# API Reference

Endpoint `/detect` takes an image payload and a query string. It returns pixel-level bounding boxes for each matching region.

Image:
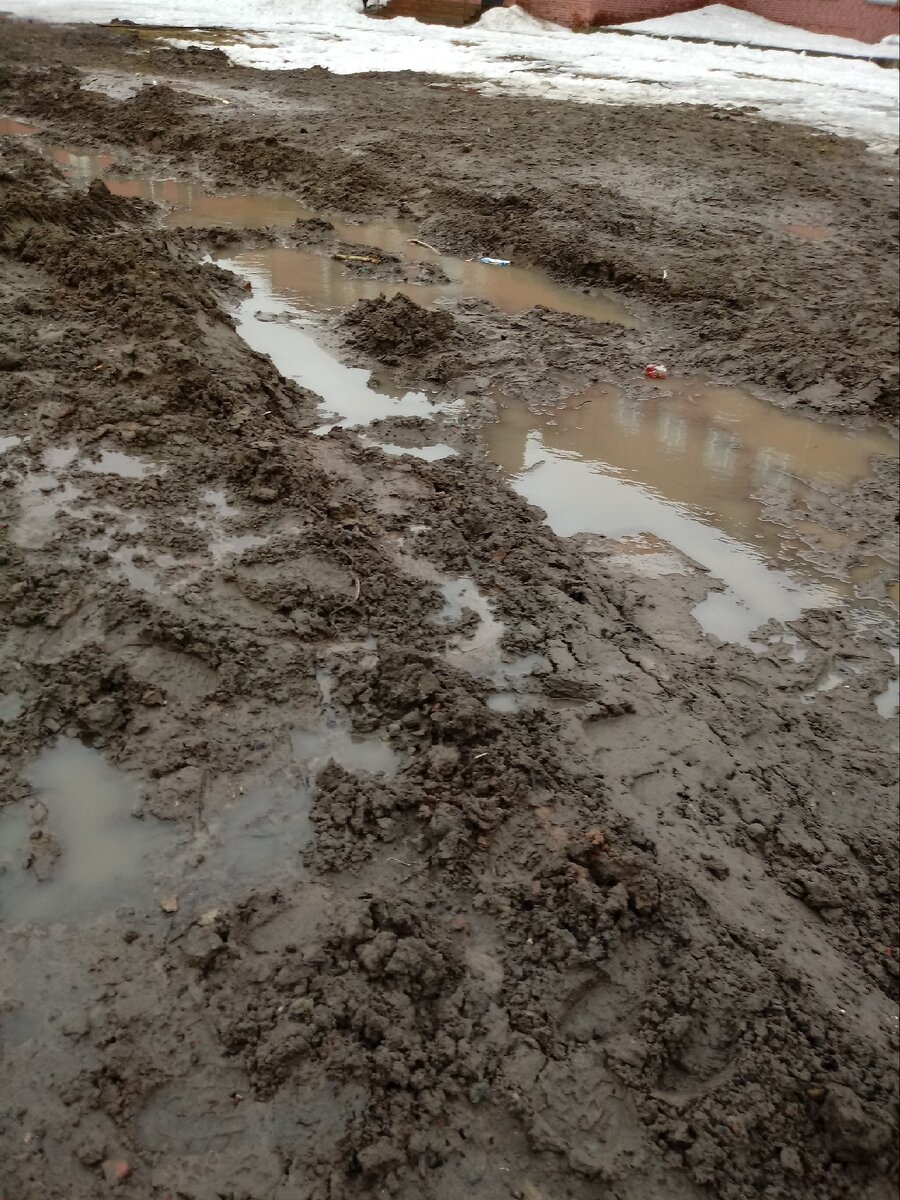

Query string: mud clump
[343,293,457,362]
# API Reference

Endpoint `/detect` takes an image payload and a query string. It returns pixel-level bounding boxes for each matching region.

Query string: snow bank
[3,0,898,146]
[612,4,900,59]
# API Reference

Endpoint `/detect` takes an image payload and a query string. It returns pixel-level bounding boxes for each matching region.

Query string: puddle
[483,383,898,645]
[202,784,313,886]
[0,118,41,136]
[876,648,900,719]
[399,560,541,681]
[0,740,174,925]
[110,544,179,593]
[486,691,526,713]
[209,533,270,561]
[11,471,82,550]
[203,488,241,519]
[291,727,398,782]
[40,140,636,328]
[226,243,636,327]
[434,575,504,655]
[359,438,457,462]
[781,223,835,241]
[218,263,449,430]
[82,449,162,478]
[0,692,25,723]
[0,435,23,454]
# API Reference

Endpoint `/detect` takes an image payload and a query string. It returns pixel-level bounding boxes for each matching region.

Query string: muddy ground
[0,16,898,1200]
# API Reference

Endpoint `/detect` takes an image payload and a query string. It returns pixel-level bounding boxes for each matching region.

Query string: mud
[1,17,899,417]
[0,16,898,1200]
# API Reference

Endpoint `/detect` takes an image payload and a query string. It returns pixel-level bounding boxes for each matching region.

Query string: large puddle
[0,131,635,328]
[483,385,898,644]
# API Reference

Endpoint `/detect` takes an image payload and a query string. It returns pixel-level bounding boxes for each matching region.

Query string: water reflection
[484,383,898,643]
[41,142,636,327]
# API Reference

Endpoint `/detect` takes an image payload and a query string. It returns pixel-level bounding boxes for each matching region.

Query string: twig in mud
[409,237,441,255]
[571,398,593,410]
[327,573,362,627]
[386,856,422,869]
[333,252,383,266]
[521,459,546,474]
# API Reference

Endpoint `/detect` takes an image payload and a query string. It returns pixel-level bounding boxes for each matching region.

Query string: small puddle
[202,784,313,886]
[483,383,898,644]
[0,740,174,924]
[218,262,450,429]
[781,223,835,241]
[876,648,900,719]
[82,449,162,478]
[291,727,398,782]
[109,544,180,593]
[291,668,399,785]
[0,118,41,136]
[12,470,81,550]
[0,692,26,723]
[434,575,504,655]
[360,438,457,462]
[210,533,270,561]
[400,557,542,681]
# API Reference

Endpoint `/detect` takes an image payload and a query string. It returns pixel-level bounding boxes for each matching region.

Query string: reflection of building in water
[484,380,896,578]
[703,427,740,477]
[657,405,689,455]
[613,393,645,436]
[753,447,794,490]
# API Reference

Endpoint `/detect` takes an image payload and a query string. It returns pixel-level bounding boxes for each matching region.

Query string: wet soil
[0,16,898,419]
[0,16,898,1200]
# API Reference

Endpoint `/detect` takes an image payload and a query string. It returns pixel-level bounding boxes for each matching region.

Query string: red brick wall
[507,0,899,44]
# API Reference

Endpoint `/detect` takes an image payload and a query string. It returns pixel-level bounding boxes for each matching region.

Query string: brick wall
[506,0,899,43]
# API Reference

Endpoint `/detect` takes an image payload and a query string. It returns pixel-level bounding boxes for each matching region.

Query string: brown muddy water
[10,135,636,327]
[224,261,898,650]
[2,122,897,655]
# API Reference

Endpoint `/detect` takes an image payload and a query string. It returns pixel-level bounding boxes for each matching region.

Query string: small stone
[416,671,441,700]
[779,1146,803,1175]
[180,925,224,969]
[160,895,178,914]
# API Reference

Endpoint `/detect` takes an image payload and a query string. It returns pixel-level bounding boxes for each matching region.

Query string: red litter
[645,364,668,380]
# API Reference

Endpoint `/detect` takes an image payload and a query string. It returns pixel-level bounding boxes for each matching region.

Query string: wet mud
[0,16,898,1200]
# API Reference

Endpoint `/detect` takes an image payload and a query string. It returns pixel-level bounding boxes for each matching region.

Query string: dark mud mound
[343,292,458,360]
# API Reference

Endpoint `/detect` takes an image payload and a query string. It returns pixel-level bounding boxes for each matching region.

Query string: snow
[612,3,900,59]
[4,0,899,147]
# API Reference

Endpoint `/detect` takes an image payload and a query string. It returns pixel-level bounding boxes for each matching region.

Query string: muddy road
[1,16,898,1200]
